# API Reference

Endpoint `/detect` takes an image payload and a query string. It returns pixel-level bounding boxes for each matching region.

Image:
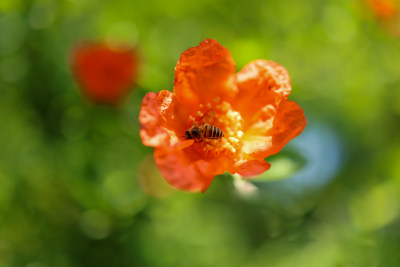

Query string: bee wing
[196,110,214,125]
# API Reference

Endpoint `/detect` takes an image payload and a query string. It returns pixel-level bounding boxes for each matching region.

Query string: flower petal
[232,159,271,177]
[174,39,236,107]
[139,90,183,147]
[241,100,306,159]
[266,100,307,156]
[234,60,291,130]
[154,147,225,192]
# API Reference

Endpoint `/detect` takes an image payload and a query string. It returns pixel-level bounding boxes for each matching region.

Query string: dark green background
[1,0,400,266]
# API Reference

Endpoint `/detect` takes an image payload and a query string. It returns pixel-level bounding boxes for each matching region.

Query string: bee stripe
[212,126,216,138]
[216,128,221,138]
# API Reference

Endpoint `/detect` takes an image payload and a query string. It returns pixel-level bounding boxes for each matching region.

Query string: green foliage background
[1,0,400,266]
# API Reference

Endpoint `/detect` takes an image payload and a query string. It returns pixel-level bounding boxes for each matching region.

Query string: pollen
[188,115,195,123]
[191,100,243,158]
[228,137,239,144]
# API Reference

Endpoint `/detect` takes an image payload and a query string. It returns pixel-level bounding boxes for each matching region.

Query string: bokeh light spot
[60,106,87,141]
[106,21,139,48]
[0,53,28,82]
[80,210,112,240]
[350,180,400,231]
[101,171,148,216]
[137,155,175,198]
[0,13,26,55]
[323,5,358,43]
[28,2,55,30]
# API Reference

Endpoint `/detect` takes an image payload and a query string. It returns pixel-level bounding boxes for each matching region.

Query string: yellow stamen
[190,100,243,158]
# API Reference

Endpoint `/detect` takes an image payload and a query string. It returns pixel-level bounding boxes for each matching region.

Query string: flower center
[187,98,243,158]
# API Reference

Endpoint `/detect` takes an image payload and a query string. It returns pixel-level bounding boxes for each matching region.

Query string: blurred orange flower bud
[367,0,397,18]
[366,0,400,36]
[139,39,306,193]
[71,42,139,105]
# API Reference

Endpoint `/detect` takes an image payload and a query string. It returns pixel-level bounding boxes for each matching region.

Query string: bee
[184,110,224,142]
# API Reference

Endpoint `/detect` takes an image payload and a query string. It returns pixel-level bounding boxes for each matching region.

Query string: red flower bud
[71,43,139,105]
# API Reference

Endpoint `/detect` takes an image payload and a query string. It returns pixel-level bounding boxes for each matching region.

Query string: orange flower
[367,0,398,18]
[139,39,306,192]
[365,0,400,36]
[71,42,139,105]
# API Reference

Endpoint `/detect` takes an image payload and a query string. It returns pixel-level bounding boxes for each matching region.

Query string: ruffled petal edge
[241,100,306,159]
[154,147,223,193]
[174,39,236,108]
[139,90,178,147]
